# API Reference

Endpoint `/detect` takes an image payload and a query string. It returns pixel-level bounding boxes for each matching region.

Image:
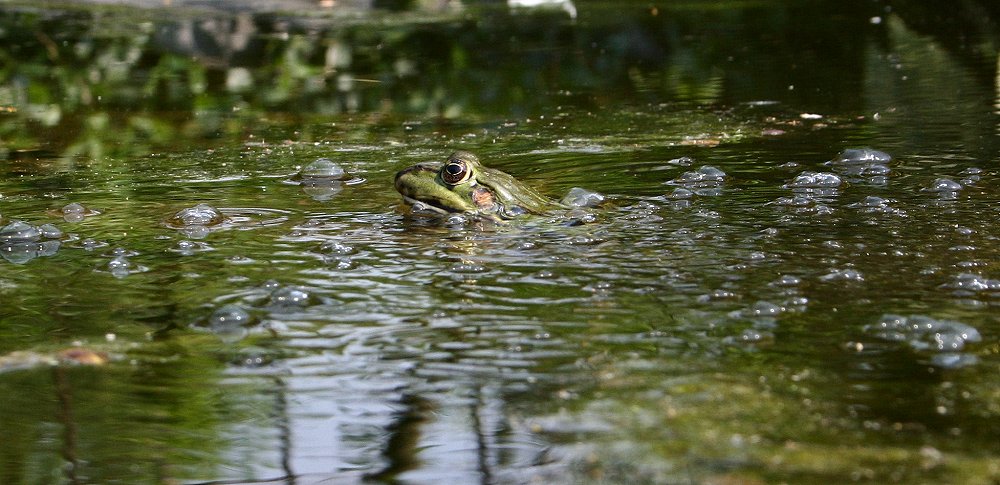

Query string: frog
[394,151,563,220]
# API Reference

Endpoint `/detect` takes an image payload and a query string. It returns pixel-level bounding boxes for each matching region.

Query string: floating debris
[0,347,109,373]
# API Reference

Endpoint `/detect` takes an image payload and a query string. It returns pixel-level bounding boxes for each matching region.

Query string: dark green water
[1,0,999,483]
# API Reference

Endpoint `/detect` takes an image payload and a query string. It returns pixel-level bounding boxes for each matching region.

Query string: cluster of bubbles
[198,281,330,346]
[941,273,1000,300]
[663,160,727,209]
[0,203,134,274]
[776,153,846,215]
[0,220,63,264]
[824,148,892,185]
[771,148,894,216]
[846,195,904,216]
[920,168,979,201]
[921,169,980,200]
[863,314,982,368]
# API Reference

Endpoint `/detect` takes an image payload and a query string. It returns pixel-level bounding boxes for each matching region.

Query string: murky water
[1,1,999,483]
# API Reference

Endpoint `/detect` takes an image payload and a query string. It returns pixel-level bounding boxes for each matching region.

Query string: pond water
[1,0,999,483]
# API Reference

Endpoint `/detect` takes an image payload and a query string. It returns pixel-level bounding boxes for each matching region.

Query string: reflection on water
[1,0,999,484]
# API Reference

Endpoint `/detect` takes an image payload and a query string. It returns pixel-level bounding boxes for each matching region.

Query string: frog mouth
[400,195,450,214]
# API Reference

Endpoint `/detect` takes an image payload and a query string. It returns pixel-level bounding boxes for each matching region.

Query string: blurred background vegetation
[3,0,995,165]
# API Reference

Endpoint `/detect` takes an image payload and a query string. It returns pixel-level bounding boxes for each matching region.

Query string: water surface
[1,0,999,483]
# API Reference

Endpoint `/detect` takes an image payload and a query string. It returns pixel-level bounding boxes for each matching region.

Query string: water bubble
[269,286,315,308]
[451,262,487,273]
[775,196,814,207]
[0,221,41,242]
[62,202,85,215]
[301,182,343,201]
[693,187,724,197]
[785,171,842,189]
[207,304,253,341]
[864,314,981,360]
[930,353,978,369]
[561,187,605,208]
[107,256,132,278]
[318,241,356,255]
[675,165,726,184]
[836,148,892,164]
[773,275,802,287]
[697,165,727,180]
[38,240,60,257]
[60,202,97,222]
[300,158,346,180]
[857,196,889,208]
[786,296,809,307]
[181,225,211,239]
[820,268,864,282]
[209,304,253,328]
[749,301,783,316]
[697,289,740,302]
[738,328,774,343]
[563,208,598,226]
[37,223,62,239]
[80,238,109,251]
[959,168,981,186]
[925,178,962,193]
[849,196,903,215]
[668,188,694,199]
[584,280,613,293]
[857,164,891,176]
[106,247,139,258]
[0,240,60,264]
[942,273,1000,294]
[169,203,225,227]
[169,239,212,255]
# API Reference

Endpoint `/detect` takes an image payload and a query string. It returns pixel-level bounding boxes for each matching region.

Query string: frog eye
[441,160,472,185]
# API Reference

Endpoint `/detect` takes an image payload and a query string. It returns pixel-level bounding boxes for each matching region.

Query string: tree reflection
[10,1,987,163]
